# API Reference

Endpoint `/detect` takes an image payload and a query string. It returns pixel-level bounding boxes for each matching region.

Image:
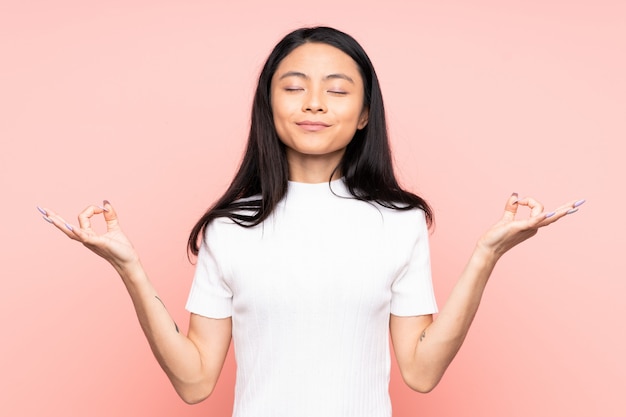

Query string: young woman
[38,27,584,416]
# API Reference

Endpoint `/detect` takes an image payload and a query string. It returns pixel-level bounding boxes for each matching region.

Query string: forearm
[408,245,499,391]
[394,194,583,392]
[117,261,217,403]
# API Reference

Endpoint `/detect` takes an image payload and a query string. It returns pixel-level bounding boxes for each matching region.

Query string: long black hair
[188,26,432,256]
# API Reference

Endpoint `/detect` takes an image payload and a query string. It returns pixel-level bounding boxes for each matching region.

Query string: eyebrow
[278,71,355,84]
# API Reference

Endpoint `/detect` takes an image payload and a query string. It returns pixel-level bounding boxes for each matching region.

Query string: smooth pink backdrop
[2,1,624,416]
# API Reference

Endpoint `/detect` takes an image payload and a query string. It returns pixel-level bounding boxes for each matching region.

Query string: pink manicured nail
[98,205,110,212]
[37,207,54,224]
[65,223,73,231]
[573,199,586,208]
[511,192,518,204]
[545,211,556,218]
[566,208,579,215]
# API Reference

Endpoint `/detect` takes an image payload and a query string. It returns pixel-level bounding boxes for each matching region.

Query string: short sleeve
[185,223,233,319]
[390,210,438,316]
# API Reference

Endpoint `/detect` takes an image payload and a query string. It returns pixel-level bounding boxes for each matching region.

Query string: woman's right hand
[38,200,140,273]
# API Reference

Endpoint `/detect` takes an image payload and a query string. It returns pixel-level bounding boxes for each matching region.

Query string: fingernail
[65,223,73,231]
[545,211,556,218]
[511,192,518,204]
[103,199,111,206]
[573,199,586,208]
[42,216,53,223]
[37,206,47,216]
[98,205,110,212]
[566,208,579,215]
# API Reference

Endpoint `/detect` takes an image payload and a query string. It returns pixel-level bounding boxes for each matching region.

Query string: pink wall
[2,1,624,416]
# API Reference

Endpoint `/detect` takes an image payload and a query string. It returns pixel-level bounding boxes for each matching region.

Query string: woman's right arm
[38,201,231,404]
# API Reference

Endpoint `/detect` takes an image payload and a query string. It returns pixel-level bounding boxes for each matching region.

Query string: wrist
[472,242,501,268]
[113,257,148,285]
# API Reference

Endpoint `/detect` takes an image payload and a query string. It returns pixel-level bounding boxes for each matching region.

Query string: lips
[296,121,331,132]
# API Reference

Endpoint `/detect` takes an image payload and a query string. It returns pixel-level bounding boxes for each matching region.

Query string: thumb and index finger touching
[501,193,546,226]
[38,199,120,241]
[501,192,586,228]
[504,193,545,217]
[78,200,121,234]
[502,192,520,222]
[101,200,120,230]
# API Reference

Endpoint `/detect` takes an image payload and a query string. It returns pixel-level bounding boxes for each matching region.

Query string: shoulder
[203,193,265,234]
[376,204,428,225]
[371,206,430,247]
[206,194,263,230]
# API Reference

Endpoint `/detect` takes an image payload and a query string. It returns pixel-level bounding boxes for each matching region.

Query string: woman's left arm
[390,194,585,393]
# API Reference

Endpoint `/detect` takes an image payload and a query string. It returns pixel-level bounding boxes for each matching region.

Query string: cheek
[270,98,288,141]
[337,101,366,124]
[271,96,296,123]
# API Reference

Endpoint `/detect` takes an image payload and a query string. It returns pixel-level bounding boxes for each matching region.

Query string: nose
[302,88,327,113]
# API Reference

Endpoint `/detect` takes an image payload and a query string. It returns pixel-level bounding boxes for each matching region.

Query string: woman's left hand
[477,194,585,259]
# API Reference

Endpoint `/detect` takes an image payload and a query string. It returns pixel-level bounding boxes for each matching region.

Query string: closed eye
[328,90,347,95]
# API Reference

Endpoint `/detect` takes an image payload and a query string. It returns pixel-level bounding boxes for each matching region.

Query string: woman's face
[270,42,369,182]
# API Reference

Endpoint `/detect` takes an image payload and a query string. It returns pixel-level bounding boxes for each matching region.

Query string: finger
[74,201,119,233]
[37,206,54,224]
[77,205,101,231]
[516,196,545,218]
[539,198,586,226]
[101,199,121,231]
[37,206,80,240]
[564,198,586,213]
[502,193,519,221]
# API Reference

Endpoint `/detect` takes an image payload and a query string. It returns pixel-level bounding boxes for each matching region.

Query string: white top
[186,179,438,417]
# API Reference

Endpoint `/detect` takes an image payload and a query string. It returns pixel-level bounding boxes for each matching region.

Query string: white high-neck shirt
[186,179,438,417]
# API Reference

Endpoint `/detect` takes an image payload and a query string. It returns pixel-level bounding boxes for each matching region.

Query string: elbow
[175,381,216,405]
[402,372,443,394]
[398,354,451,393]
[408,380,438,394]
[179,391,209,405]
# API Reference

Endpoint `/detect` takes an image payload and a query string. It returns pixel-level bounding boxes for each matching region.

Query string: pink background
[2,0,624,416]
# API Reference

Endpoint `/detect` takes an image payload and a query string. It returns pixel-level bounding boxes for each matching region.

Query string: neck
[286,150,344,184]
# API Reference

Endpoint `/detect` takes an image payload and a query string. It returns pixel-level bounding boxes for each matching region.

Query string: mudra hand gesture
[38,194,584,265]
[37,201,139,274]
[478,193,585,259]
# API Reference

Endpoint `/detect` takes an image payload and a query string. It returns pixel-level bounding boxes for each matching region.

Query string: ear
[357,107,369,130]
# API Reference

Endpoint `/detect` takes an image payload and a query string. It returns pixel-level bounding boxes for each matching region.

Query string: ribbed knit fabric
[186,179,438,417]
